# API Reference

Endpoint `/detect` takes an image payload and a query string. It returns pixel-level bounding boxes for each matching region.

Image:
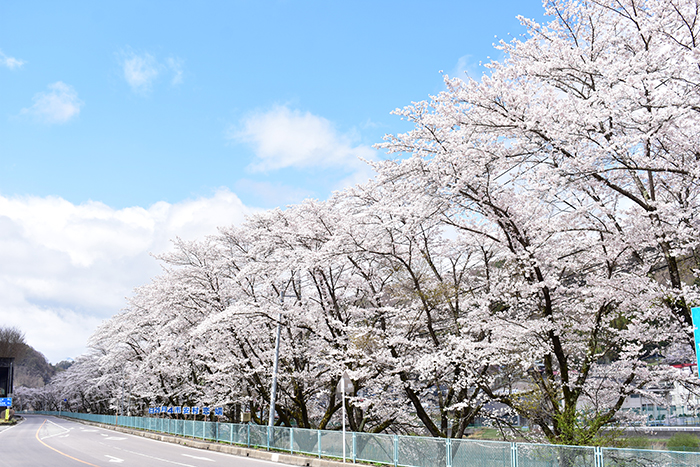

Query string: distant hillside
[15,345,74,388]
[15,344,54,388]
[0,326,72,389]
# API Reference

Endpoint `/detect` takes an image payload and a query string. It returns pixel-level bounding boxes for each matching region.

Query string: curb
[64,417,353,467]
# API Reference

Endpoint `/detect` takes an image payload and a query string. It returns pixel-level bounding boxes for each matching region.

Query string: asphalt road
[0,414,290,467]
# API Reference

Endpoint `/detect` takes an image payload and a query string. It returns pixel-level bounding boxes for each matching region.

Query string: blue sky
[0,0,545,362]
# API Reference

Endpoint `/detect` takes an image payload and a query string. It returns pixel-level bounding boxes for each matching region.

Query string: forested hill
[0,326,72,389]
[15,345,73,388]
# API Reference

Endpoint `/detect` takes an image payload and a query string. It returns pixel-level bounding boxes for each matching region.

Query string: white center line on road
[105,455,125,463]
[182,453,215,462]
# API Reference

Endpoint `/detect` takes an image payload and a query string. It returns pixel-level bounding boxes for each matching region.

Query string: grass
[467,428,506,440]
[666,433,700,452]
[621,437,652,449]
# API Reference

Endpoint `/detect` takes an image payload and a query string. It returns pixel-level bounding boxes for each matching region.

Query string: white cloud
[0,49,25,69]
[166,57,184,85]
[21,82,83,124]
[230,105,377,172]
[122,52,160,92]
[120,51,185,92]
[0,189,251,362]
[449,54,483,82]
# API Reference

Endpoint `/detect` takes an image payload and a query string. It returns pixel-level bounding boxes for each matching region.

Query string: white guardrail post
[511,442,518,467]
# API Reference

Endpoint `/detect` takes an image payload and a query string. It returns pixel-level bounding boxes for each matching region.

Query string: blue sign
[147,405,224,416]
[692,307,700,378]
[0,398,11,406]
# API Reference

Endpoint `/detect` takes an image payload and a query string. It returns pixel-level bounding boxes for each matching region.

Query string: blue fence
[28,411,700,466]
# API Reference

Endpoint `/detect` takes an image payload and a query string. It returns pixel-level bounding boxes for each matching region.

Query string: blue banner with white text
[692,307,700,378]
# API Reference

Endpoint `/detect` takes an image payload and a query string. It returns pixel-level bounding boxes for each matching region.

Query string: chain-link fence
[28,411,700,467]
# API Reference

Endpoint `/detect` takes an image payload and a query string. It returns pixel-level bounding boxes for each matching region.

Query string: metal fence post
[511,443,518,467]
[352,432,357,464]
[318,430,322,458]
[393,435,398,467]
[230,423,234,444]
[247,423,251,447]
[446,438,452,467]
[202,420,205,440]
[595,446,604,467]
[267,425,271,450]
[290,427,294,454]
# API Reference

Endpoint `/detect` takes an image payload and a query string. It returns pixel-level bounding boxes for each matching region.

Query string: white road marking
[109,445,197,467]
[105,436,127,440]
[0,423,18,436]
[105,455,125,463]
[182,453,215,461]
[40,419,71,439]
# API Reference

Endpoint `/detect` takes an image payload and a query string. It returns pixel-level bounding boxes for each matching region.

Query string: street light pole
[337,371,352,463]
[268,290,283,428]
[342,377,346,463]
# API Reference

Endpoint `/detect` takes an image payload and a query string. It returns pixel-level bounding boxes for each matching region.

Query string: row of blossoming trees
[19,0,700,445]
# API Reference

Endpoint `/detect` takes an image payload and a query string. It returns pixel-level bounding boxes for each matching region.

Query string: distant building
[622,363,700,426]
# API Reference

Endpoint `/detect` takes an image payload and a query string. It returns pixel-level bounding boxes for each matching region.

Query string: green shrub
[666,433,700,452]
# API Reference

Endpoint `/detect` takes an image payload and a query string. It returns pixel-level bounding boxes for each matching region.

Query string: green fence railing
[26,411,700,467]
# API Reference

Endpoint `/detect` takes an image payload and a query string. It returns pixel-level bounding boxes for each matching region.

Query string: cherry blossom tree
[33,0,700,447]
[377,0,700,444]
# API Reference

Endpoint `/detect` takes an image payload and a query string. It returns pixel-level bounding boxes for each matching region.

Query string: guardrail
[27,411,700,466]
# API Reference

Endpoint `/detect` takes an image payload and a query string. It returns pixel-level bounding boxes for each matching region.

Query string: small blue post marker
[692,307,700,378]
